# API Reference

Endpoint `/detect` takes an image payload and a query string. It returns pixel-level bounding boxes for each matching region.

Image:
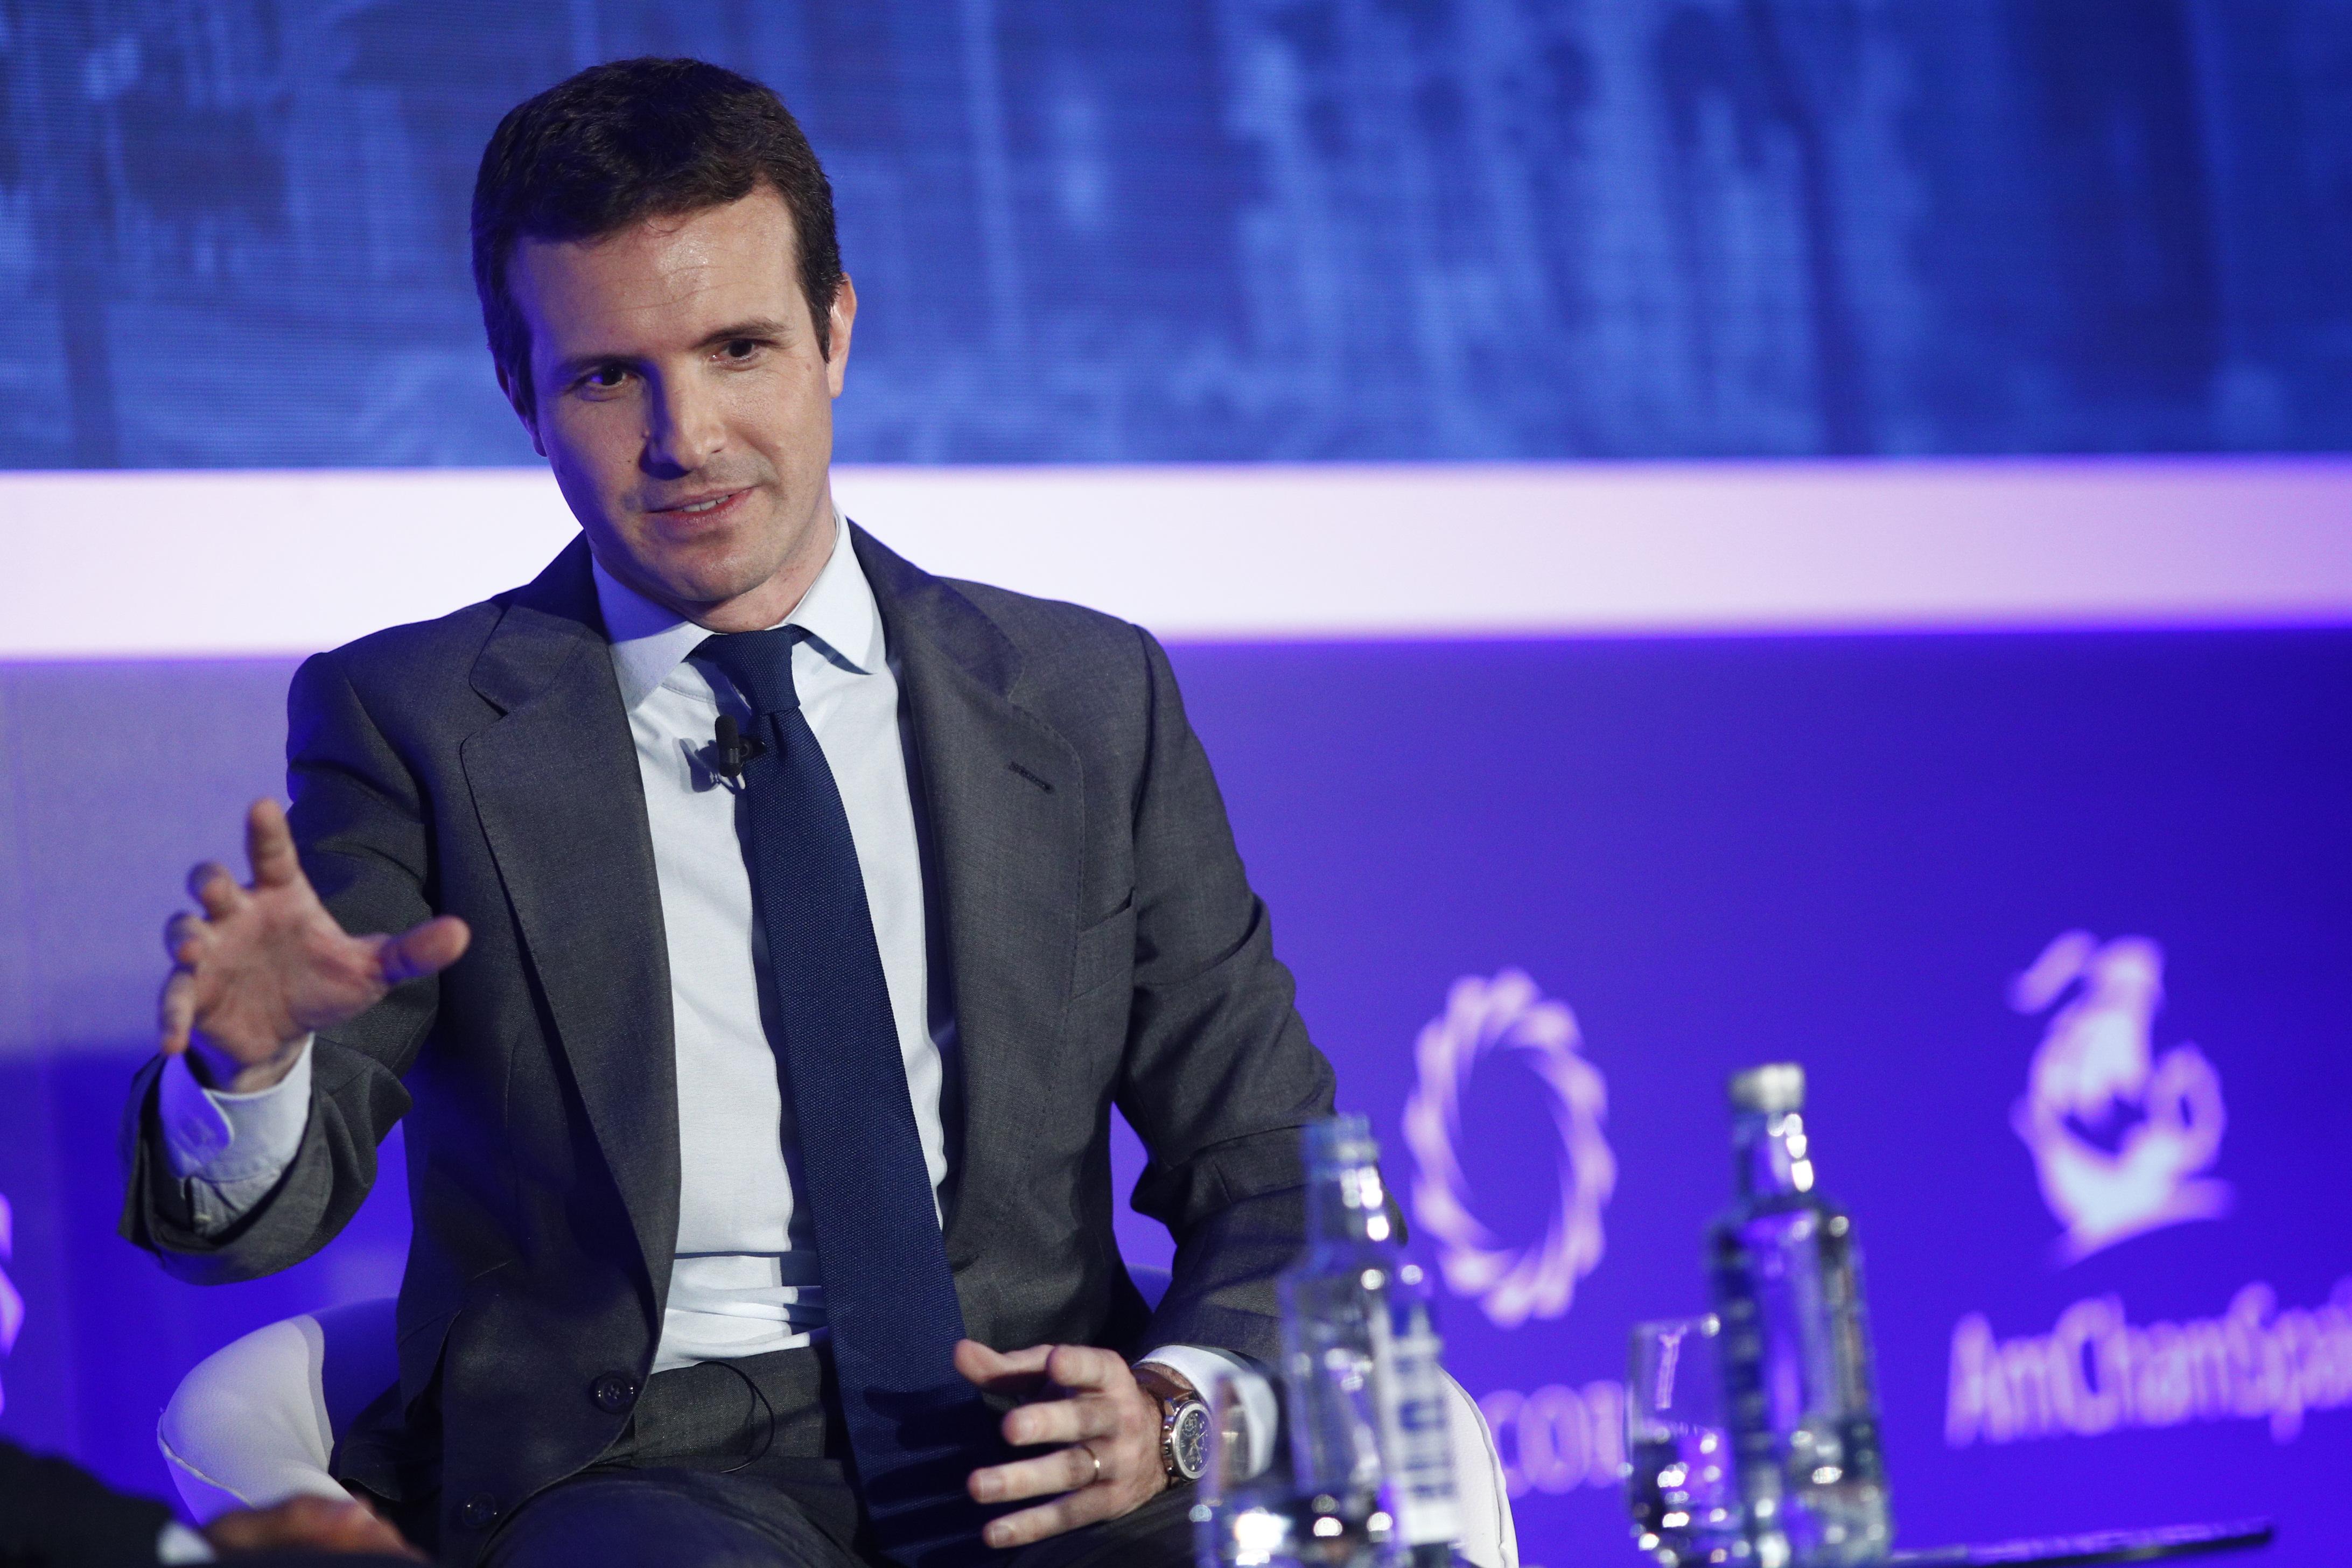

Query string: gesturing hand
[160,799,470,1093]
[956,1340,1167,1550]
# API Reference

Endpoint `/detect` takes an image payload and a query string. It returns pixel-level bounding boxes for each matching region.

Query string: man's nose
[642,369,726,474]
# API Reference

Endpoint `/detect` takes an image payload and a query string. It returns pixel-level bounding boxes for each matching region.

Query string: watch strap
[1132,1362,1196,1408]
[1133,1362,1207,1483]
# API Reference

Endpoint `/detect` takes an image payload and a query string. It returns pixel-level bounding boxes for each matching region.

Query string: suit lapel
[459,537,680,1304]
[855,527,1086,1269]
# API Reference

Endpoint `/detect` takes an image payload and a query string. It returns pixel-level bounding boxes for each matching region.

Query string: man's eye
[722,339,762,361]
[582,365,630,391]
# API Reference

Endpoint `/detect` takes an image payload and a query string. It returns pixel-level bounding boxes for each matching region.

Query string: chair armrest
[1446,1371,1520,1568]
[157,1297,399,1523]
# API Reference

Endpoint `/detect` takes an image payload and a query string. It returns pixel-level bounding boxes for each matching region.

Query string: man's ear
[496,362,547,458]
[824,275,858,400]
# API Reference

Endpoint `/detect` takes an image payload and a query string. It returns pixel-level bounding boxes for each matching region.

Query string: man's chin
[667,556,810,623]
[590,499,821,624]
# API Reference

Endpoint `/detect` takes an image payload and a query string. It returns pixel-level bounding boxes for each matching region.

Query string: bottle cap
[1303,1112,1380,1170]
[1728,1063,1805,1113]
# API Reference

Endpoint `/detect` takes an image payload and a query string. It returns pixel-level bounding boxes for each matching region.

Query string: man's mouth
[649,488,749,521]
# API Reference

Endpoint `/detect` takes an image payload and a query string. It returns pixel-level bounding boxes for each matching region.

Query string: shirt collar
[591,508,881,710]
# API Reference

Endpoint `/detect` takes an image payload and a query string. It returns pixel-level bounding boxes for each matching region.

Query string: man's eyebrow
[693,318,792,349]
[551,320,794,382]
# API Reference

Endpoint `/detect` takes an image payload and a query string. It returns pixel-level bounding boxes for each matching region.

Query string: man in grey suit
[123,58,1334,1568]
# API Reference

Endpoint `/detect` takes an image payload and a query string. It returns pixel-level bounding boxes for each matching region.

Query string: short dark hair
[470,57,844,421]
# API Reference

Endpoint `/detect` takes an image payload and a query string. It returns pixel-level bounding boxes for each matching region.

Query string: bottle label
[1375,1318,1464,1547]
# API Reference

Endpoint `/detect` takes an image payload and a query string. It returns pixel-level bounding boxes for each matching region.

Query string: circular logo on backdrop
[1402,970,1615,1329]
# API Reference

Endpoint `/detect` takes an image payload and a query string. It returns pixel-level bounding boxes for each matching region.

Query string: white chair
[159,1295,401,1521]
[162,1276,1518,1567]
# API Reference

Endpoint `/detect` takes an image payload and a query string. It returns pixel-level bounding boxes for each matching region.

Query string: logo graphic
[1403,970,1615,1328]
[2009,932,2230,1264]
[0,1192,22,1417]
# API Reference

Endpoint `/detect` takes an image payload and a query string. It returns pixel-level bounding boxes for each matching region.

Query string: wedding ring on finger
[1077,1444,1101,1487]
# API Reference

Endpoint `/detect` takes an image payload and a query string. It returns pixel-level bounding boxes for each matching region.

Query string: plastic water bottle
[1707,1066,1892,1568]
[1272,1115,1476,1568]
[1278,1115,1403,1566]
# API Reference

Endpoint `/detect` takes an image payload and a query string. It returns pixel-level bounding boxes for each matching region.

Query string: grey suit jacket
[121,526,1335,1557]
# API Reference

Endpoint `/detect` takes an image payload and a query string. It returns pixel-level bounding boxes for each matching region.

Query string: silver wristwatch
[1133,1364,1212,1485]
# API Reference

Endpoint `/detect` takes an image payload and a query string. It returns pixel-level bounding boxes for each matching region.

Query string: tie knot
[692,627,806,718]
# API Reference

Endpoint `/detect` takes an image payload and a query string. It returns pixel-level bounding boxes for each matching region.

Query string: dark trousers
[482,1347,1195,1568]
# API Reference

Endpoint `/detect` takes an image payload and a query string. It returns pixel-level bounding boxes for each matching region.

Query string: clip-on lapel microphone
[711,715,768,784]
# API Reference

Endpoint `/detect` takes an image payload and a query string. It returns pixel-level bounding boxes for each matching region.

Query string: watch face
[1170,1401,1211,1481]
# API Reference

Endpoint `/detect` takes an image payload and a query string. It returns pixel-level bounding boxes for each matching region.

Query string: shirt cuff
[158,1038,313,1196]
[1138,1344,1279,1480]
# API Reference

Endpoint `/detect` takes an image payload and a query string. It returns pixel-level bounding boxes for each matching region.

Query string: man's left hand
[956,1339,1167,1549]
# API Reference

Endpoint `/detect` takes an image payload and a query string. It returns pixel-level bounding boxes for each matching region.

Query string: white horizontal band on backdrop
[1,459,2348,660]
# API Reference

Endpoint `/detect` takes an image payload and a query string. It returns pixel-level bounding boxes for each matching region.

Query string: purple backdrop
[2,628,2347,1566]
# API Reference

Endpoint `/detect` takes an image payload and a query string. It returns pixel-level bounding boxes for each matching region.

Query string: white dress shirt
[596,510,944,1369]
[158,514,1273,1463]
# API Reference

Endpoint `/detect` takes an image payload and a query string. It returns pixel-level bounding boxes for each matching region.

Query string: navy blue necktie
[693,629,1000,1566]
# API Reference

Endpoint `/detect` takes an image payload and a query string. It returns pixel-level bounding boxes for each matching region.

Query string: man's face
[505,185,855,630]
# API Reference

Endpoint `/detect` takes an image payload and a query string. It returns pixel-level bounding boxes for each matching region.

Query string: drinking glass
[1626,1314,1744,1567]
[1195,1370,1305,1568]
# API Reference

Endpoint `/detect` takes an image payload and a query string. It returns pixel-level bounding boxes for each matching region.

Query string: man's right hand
[160,799,470,1094]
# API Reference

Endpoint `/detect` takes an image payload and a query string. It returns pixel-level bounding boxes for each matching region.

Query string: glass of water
[1626,1314,1744,1567]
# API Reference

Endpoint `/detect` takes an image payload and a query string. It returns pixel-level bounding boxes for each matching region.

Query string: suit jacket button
[591,1371,640,1413]
[460,1494,499,1530]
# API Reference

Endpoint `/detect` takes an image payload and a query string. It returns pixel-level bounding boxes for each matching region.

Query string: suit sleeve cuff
[1138,1343,1278,1479]
[158,1038,313,1181]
